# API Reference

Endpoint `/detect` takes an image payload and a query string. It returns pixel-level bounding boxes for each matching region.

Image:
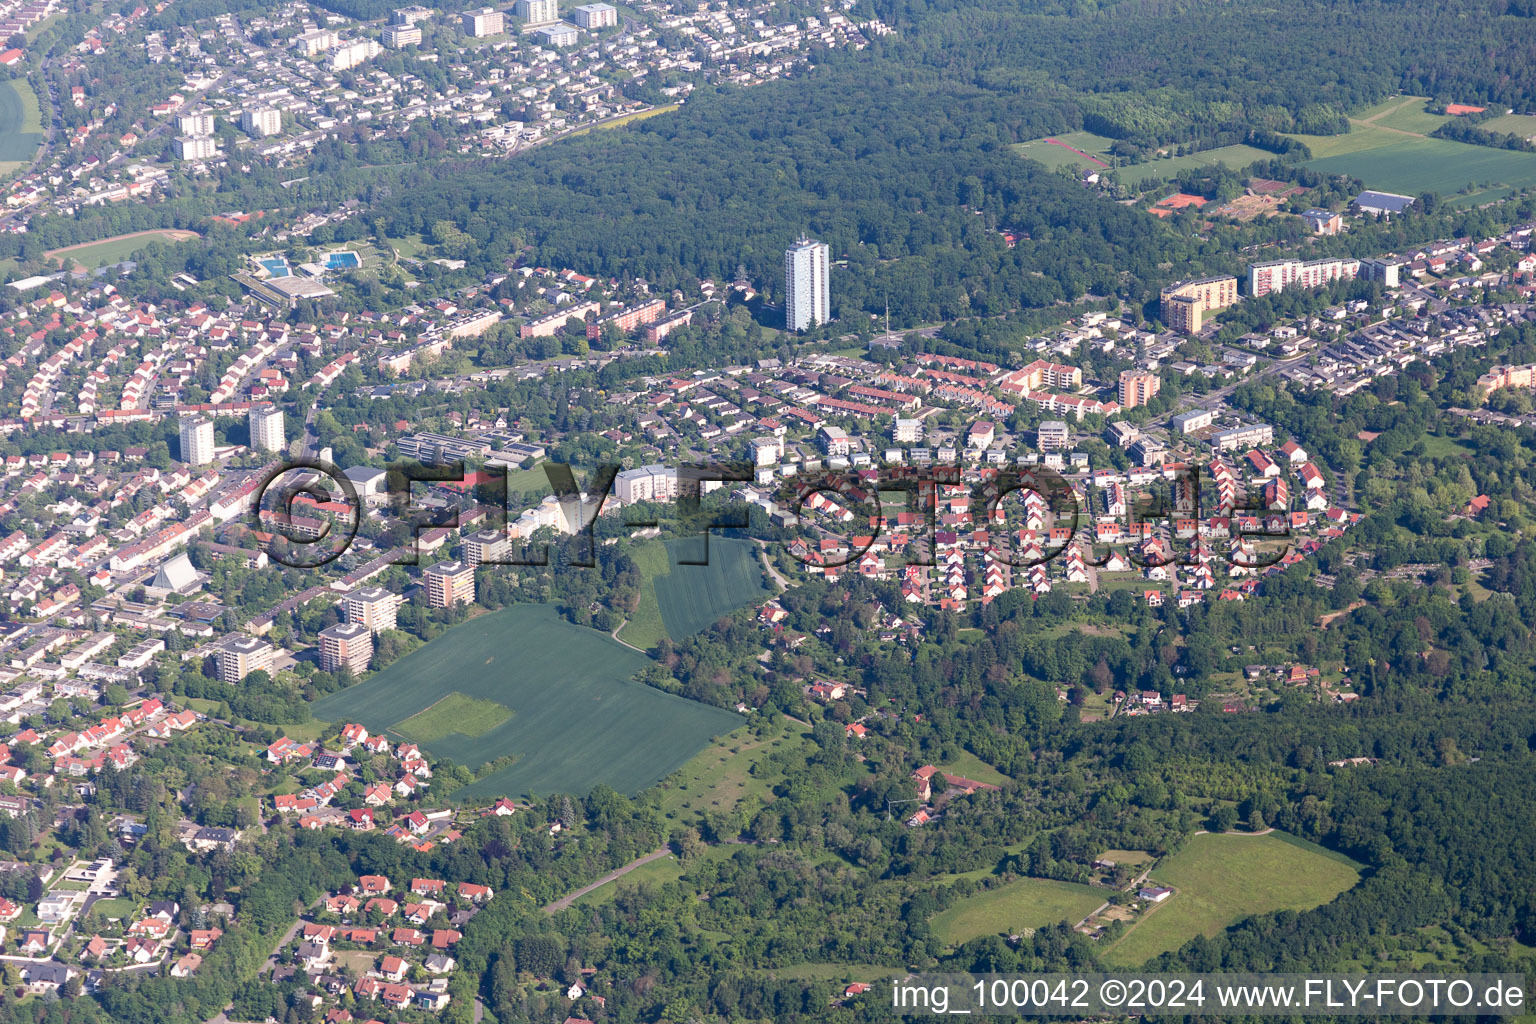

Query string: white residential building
[249,405,285,453]
[784,235,829,331]
[179,416,214,466]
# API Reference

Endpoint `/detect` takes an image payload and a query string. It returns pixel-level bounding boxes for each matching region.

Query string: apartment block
[215,635,274,683]
[382,23,422,46]
[319,622,373,675]
[571,2,616,27]
[513,0,558,22]
[1117,369,1161,409]
[424,560,476,608]
[344,586,400,634]
[242,108,282,137]
[1160,275,1237,334]
[173,136,217,161]
[463,7,506,34]
[463,529,512,565]
[1248,257,1359,298]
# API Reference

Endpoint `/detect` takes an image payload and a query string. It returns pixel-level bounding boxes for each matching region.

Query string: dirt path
[543,845,671,912]
[1357,97,1420,126]
[1347,117,1428,139]
[1318,600,1366,629]
[610,619,645,653]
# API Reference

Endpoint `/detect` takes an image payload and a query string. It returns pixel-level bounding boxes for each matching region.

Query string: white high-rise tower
[250,404,286,453]
[784,235,829,332]
[179,416,214,466]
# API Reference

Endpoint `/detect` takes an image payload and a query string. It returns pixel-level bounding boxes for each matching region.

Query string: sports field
[0,80,42,173]
[45,229,201,270]
[1011,131,1117,173]
[1101,832,1361,966]
[649,535,771,641]
[310,603,741,799]
[930,878,1104,946]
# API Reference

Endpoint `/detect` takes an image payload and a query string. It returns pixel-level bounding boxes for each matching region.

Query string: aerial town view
[0,0,1533,1020]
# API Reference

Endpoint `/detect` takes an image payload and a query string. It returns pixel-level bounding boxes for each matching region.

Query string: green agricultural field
[0,79,42,169]
[310,604,741,799]
[931,878,1104,945]
[651,536,771,640]
[393,692,513,743]
[1101,832,1361,966]
[1302,136,1536,196]
[1011,131,1117,173]
[1116,144,1275,186]
[1481,113,1536,140]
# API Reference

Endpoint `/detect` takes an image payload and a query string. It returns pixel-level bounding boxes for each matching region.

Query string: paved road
[543,845,670,912]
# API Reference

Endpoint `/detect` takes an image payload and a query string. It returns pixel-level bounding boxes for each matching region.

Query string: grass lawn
[650,535,771,640]
[392,692,513,743]
[45,230,200,270]
[1357,96,1450,135]
[388,232,434,259]
[500,461,552,498]
[940,749,1010,786]
[1117,144,1276,186]
[1096,848,1156,868]
[930,878,1104,946]
[1100,832,1361,966]
[654,720,815,821]
[616,538,669,650]
[310,603,741,799]
[0,80,42,167]
[1011,131,1117,173]
[1481,113,1536,139]
[1417,434,1474,458]
[575,844,737,905]
[87,897,135,920]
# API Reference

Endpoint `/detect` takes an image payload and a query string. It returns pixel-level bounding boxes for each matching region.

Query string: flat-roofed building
[249,405,285,453]
[462,7,505,34]
[1117,369,1160,409]
[571,2,615,27]
[344,586,399,633]
[1037,420,1070,451]
[615,464,678,504]
[1160,275,1237,334]
[319,622,373,674]
[424,560,475,608]
[513,0,557,21]
[215,635,273,683]
[463,529,511,565]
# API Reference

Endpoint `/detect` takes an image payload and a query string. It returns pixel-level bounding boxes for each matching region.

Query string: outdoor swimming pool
[258,257,291,278]
[324,251,361,270]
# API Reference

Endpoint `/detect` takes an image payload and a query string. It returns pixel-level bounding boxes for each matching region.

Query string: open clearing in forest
[1100,832,1361,966]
